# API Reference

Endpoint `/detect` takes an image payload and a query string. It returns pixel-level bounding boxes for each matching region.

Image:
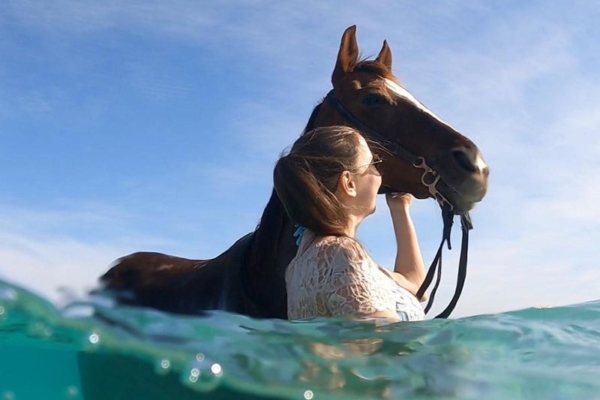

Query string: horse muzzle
[439,147,489,213]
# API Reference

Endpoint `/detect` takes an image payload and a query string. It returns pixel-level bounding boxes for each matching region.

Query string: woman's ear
[338,171,358,198]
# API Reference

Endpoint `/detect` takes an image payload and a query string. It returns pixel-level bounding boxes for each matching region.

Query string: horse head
[313,25,489,212]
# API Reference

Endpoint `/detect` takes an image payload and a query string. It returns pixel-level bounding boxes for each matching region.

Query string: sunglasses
[352,154,383,174]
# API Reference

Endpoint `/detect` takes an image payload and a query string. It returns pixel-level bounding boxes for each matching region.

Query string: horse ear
[375,40,392,70]
[332,25,359,85]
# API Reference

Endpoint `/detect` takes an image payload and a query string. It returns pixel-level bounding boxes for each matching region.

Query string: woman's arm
[385,193,426,298]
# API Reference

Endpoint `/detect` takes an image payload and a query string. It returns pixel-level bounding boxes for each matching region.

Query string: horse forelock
[354,59,397,82]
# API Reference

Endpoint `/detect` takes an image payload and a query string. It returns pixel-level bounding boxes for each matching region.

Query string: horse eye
[362,94,384,107]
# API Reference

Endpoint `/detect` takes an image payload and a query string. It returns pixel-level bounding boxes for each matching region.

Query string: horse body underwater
[99,26,489,319]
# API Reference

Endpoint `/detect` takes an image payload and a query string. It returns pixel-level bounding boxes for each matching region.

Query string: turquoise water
[1,279,599,400]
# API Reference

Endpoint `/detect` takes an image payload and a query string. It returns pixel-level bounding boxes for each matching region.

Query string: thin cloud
[0,231,121,304]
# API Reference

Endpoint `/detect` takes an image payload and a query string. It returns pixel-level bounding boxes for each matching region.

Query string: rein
[325,89,473,318]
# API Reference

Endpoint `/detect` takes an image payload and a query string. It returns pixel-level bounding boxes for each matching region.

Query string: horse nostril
[452,150,477,173]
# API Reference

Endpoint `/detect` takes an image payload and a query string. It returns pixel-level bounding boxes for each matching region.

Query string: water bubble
[88,333,100,344]
[188,368,199,383]
[195,353,205,362]
[304,390,314,399]
[154,359,171,376]
[210,363,223,376]
[181,359,223,392]
[0,306,5,316]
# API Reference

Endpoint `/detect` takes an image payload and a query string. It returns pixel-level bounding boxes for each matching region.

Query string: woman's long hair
[273,126,362,236]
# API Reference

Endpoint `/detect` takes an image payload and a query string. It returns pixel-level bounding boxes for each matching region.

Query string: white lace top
[286,231,425,321]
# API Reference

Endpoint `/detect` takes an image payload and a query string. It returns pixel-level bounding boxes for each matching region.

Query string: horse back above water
[99,26,489,319]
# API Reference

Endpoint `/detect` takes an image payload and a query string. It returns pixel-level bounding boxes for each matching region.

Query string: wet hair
[273,126,363,236]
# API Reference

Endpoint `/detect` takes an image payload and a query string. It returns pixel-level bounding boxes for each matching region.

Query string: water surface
[1,279,599,399]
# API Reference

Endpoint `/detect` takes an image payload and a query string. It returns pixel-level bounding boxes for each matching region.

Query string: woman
[273,126,426,321]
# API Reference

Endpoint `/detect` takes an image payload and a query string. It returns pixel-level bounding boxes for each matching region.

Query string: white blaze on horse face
[385,79,489,174]
[384,79,453,129]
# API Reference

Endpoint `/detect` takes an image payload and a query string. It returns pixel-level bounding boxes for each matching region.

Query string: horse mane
[245,99,328,307]
[249,188,287,275]
[303,101,324,133]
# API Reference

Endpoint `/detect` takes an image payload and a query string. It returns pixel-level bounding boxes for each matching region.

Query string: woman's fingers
[386,192,413,206]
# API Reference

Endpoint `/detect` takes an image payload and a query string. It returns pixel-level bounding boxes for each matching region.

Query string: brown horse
[98,26,489,319]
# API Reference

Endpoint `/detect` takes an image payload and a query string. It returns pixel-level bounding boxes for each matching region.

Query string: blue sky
[1,1,599,317]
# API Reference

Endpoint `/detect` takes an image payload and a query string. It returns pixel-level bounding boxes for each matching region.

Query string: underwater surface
[1,279,600,400]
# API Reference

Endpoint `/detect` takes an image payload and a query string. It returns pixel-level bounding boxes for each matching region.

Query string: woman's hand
[385,192,413,212]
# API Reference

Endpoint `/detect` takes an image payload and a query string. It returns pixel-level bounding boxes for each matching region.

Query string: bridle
[325,89,473,319]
